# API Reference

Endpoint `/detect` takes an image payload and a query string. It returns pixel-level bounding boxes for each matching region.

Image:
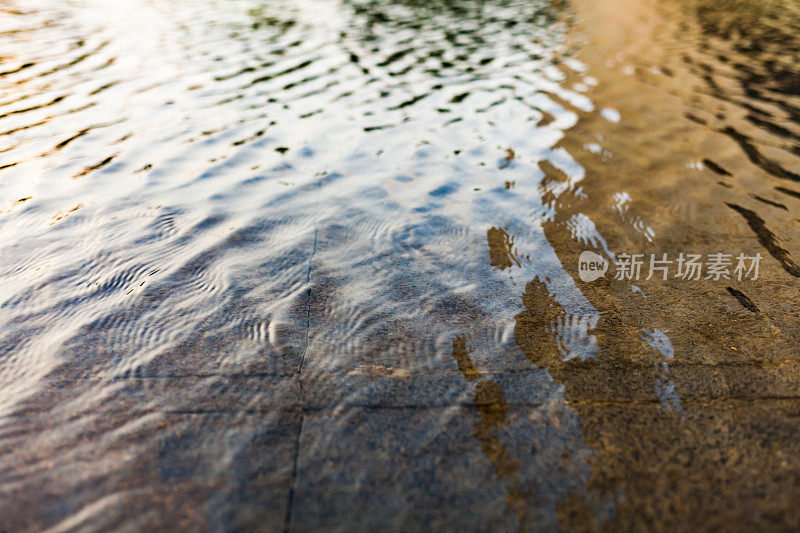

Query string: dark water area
[0,0,799,530]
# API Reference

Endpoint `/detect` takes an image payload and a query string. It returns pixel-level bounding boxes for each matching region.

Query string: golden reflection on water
[461,0,800,528]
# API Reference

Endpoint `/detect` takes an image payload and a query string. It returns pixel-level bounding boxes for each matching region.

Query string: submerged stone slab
[290,404,596,531]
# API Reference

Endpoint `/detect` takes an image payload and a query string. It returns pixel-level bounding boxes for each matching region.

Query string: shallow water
[1,0,799,530]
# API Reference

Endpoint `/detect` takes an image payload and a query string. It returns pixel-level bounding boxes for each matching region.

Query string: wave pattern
[0,0,613,529]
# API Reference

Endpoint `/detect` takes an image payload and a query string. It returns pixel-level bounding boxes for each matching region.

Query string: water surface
[1,0,799,529]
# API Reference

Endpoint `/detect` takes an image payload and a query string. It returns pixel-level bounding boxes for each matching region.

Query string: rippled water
[1,0,799,530]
